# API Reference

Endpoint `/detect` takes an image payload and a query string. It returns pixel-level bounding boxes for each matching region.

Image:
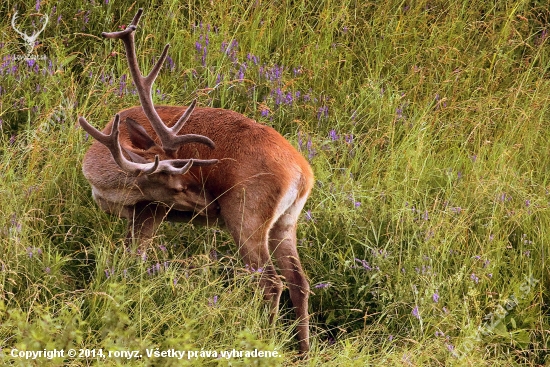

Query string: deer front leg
[125,202,168,247]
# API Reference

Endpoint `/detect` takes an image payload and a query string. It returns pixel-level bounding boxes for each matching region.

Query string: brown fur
[82,105,314,353]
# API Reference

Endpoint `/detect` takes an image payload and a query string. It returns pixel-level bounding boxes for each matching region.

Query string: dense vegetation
[1,0,549,365]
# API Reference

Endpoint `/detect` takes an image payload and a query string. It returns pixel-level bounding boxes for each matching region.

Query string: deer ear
[122,146,148,163]
[126,117,158,150]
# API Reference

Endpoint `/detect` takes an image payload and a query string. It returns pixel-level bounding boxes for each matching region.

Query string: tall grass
[1,0,549,365]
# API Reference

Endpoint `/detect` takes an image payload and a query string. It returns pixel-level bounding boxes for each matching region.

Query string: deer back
[83,105,313,220]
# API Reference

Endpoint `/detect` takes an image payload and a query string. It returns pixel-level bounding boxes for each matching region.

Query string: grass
[1,0,549,365]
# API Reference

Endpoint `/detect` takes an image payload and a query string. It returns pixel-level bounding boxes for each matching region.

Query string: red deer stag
[78,9,313,353]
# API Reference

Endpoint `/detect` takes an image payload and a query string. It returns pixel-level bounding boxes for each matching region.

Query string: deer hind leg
[220,199,284,327]
[268,194,310,354]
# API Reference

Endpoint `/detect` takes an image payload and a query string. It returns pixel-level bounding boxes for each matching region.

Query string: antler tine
[79,115,159,175]
[102,8,143,38]
[168,100,216,149]
[162,158,219,168]
[155,160,194,175]
[171,99,197,134]
[102,9,215,155]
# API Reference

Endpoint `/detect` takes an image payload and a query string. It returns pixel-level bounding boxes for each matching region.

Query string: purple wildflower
[273,88,283,105]
[314,283,330,289]
[285,91,293,104]
[265,64,283,81]
[209,249,218,261]
[166,56,174,71]
[237,64,245,79]
[536,29,548,45]
[209,295,218,307]
[412,306,420,319]
[247,53,259,65]
[297,131,304,151]
[470,273,479,283]
[329,129,339,141]
[432,291,439,303]
[245,264,264,273]
[499,193,511,202]
[450,207,462,214]
[305,210,313,221]
[354,258,372,271]
[396,106,404,119]
[306,137,316,160]
[317,106,329,120]
[118,74,127,96]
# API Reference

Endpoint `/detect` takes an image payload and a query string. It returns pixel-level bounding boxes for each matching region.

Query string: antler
[78,9,219,176]
[79,115,217,176]
[102,9,214,155]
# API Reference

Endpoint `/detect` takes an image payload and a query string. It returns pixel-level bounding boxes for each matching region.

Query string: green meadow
[1,0,549,365]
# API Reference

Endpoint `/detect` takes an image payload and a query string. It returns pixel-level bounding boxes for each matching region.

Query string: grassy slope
[0,0,549,365]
